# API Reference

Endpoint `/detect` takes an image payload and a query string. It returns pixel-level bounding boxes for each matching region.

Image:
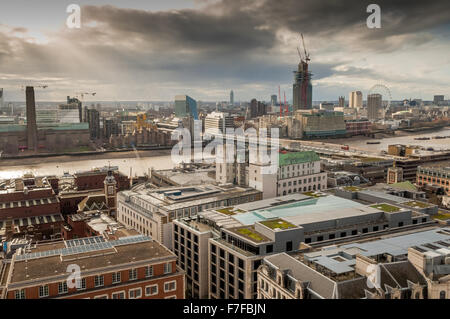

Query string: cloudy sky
[0,0,449,103]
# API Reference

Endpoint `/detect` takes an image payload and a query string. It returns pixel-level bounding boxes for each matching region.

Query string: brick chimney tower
[26,86,38,152]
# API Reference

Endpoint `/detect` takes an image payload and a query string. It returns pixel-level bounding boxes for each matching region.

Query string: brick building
[2,234,185,299]
[0,175,63,240]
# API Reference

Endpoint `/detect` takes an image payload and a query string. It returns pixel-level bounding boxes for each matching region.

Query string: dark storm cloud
[0,0,449,101]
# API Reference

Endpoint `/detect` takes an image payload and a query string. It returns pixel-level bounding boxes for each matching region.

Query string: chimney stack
[26,86,38,152]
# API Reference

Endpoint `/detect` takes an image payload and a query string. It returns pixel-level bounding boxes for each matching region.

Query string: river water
[0,154,176,180]
[1,127,449,180]
[338,127,450,153]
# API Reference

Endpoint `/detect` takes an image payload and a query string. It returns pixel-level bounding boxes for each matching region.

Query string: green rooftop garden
[403,201,431,208]
[216,207,245,216]
[371,203,401,213]
[432,211,450,221]
[260,219,296,230]
[236,227,265,242]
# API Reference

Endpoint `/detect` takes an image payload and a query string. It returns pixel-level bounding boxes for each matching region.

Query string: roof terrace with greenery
[402,201,432,209]
[230,226,271,243]
[370,203,401,213]
[215,207,245,215]
[260,218,297,230]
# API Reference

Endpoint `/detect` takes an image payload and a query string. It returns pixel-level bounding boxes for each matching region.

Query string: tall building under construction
[293,35,313,110]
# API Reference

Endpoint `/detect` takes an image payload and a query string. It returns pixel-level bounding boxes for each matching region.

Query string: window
[15,289,26,299]
[362,228,368,234]
[440,291,446,299]
[340,232,346,237]
[94,275,104,287]
[351,230,357,235]
[78,278,86,290]
[146,284,159,296]
[112,272,121,284]
[164,280,177,292]
[286,241,293,251]
[398,222,404,227]
[266,245,273,253]
[238,258,244,269]
[129,269,138,281]
[317,236,324,242]
[164,263,172,274]
[58,282,68,294]
[129,288,142,299]
[329,234,335,240]
[305,238,311,244]
[112,291,125,299]
[39,285,49,298]
[145,266,154,278]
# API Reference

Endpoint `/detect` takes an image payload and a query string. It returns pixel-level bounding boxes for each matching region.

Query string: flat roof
[303,228,450,274]
[10,235,174,284]
[340,227,450,258]
[233,195,366,225]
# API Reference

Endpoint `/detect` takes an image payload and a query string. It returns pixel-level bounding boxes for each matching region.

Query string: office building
[175,95,198,120]
[230,90,234,106]
[249,151,326,199]
[271,95,277,107]
[367,93,382,121]
[299,111,346,138]
[117,183,262,249]
[1,234,185,299]
[86,108,101,139]
[172,191,435,299]
[338,96,345,108]
[433,95,445,106]
[417,162,450,196]
[204,112,234,135]
[258,227,450,299]
[349,91,362,109]
[319,102,334,111]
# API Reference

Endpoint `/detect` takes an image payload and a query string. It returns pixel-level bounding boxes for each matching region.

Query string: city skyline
[0,0,449,103]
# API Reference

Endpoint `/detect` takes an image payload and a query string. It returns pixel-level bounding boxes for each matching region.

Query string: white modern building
[249,151,327,199]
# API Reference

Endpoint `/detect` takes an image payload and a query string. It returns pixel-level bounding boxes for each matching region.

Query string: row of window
[15,264,172,299]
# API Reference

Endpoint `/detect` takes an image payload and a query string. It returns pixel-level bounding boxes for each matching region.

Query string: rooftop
[260,218,296,230]
[229,225,271,243]
[279,151,320,167]
[10,235,174,284]
[370,203,401,213]
[233,194,366,225]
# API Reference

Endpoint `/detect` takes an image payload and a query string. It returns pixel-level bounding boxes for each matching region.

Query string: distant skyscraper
[433,95,444,106]
[230,90,234,106]
[338,96,345,108]
[349,91,362,108]
[25,86,38,152]
[0,88,3,110]
[250,99,258,118]
[271,95,277,106]
[175,95,198,120]
[367,93,382,121]
[293,61,312,110]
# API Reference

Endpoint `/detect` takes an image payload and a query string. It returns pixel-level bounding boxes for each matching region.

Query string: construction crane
[19,84,48,91]
[301,33,310,62]
[75,92,96,100]
[300,33,311,109]
[278,86,283,118]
